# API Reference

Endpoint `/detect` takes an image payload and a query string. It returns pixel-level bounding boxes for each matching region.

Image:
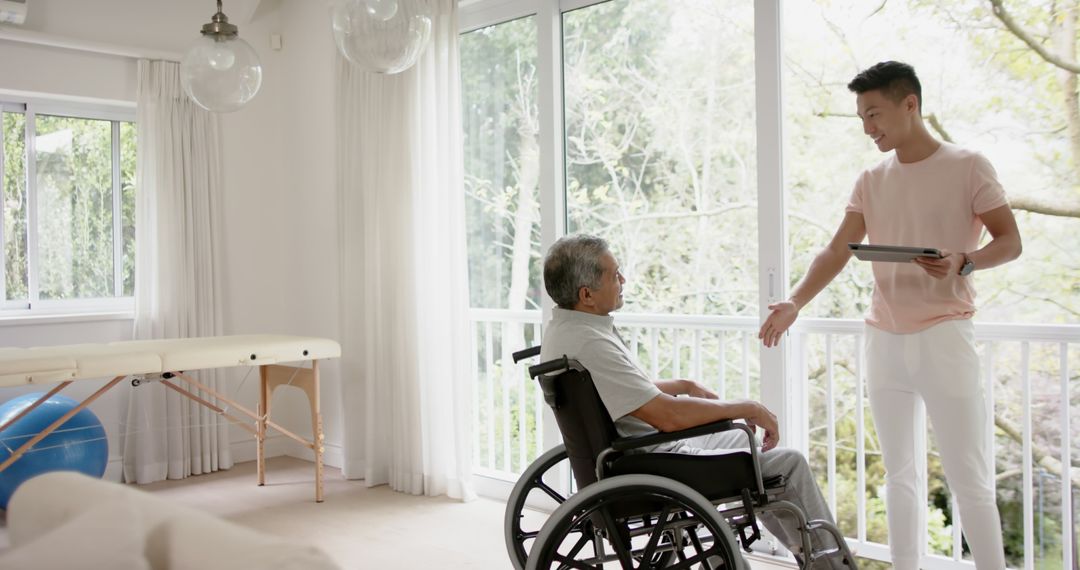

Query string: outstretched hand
[758,301,798,348]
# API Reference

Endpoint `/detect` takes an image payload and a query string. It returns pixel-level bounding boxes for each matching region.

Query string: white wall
[0,0,345,477]
[266,0,342,465]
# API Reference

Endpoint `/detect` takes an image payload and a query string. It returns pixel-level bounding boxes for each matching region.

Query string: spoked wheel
[525,474,747,570]
[505,444,576,569]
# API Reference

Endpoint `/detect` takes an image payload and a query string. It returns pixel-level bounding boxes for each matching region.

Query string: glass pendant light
[180,0,263,113]
[331,0,433,75]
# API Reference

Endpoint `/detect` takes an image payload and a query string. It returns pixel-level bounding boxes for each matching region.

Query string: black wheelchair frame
[505,346,858,570]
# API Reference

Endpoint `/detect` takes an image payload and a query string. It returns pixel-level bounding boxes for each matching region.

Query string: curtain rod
[0,26,181,62]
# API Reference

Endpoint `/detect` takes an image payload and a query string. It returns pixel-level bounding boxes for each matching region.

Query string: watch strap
[959,253,975,276]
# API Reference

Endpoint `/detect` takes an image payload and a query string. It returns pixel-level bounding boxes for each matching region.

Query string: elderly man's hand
[738,400,780,452]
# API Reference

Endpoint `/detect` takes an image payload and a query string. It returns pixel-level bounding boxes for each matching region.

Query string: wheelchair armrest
[610,419,739,452]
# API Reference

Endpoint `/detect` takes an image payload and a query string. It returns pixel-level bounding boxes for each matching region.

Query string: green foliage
[35,115,114,299]
[2,112,27,300]
[784,0,1079,324]
[120,121,136,297]
[461,17,541,311]
[0,110,135,302]
[563,0,760,317]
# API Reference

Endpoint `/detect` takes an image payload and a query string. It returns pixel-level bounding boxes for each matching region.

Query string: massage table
[0,334,341,502]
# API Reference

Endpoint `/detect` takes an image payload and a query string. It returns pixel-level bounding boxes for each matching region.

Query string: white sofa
[0,472,340,570]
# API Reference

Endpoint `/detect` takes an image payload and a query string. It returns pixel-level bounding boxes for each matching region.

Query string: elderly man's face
[585,251,625,315]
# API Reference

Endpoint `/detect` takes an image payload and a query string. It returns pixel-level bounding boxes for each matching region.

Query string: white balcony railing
[470,308,1080,570]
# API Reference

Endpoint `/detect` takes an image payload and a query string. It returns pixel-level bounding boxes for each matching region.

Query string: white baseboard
[229,434,291,464]
[97,437,336,485]
[281,439,344,470]
[105,456,123,482]
[745,552,798,569]
[473,472,516,502]
[229,436,343,470]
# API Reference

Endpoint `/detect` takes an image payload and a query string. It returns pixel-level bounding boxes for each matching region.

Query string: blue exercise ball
[0,393,108,509]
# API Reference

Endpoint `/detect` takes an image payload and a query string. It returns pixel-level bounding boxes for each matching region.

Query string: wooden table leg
[258,363,324,502]
[257,365,269,486]
[311,361,323,503]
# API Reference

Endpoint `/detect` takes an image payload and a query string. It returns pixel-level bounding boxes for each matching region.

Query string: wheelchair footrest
[763,473,784,489]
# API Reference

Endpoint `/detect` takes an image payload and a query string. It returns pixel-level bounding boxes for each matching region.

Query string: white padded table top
[0,335,341,388]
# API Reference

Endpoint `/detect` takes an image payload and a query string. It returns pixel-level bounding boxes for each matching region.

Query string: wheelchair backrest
[536,365,619,489]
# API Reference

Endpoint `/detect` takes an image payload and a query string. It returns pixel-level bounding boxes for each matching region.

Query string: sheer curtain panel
[336,0,474,500]
[123,59,232,484]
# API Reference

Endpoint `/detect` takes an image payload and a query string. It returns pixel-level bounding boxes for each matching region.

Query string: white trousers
[865,319,1005,570]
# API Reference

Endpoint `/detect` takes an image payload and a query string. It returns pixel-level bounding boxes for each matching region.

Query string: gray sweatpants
[679,429,847,570]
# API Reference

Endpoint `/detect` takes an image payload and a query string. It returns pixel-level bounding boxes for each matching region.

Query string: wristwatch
[958,253,975,276]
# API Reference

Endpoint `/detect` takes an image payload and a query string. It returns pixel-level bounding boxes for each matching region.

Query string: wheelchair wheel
[505,444,575,569]
[526,474,747,570]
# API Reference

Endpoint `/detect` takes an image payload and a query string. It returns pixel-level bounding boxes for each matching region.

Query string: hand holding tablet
[848,243,943,262]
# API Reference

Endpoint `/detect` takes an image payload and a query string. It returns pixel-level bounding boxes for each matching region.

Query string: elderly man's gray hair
[543,234,610,309]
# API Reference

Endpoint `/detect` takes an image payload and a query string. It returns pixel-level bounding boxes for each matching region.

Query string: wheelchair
[505,346,857,570]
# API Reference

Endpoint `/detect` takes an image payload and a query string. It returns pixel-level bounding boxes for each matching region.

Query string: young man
[540,234,848,569]
[759,61,1022,569]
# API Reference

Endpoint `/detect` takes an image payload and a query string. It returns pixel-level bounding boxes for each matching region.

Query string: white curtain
[122,59,232,484]
[336,0,474,500]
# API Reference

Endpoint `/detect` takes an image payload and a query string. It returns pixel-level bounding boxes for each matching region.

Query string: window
[462,16,541,314]
[564,0,758,319]
[561,0,763,432]
[782,2,1079,567]
[462,2,1079,567]
[1,100,135,313]
[461,16,543,476]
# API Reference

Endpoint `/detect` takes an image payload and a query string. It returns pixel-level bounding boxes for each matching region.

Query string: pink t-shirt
[846,142,1009,333]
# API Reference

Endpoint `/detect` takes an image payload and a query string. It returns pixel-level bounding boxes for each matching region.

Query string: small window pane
[120,121,136,297]
[2,111,27,302]
[564,0,759,317]
[461,16,541,311]
[35,115,114,299]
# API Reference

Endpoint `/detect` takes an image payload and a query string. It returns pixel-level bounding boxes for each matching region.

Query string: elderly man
[539,234,846,568]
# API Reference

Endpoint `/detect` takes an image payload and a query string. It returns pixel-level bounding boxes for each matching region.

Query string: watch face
[960,260,975,276]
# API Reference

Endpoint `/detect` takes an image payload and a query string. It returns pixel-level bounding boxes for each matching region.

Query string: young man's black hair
[847,60,922,110]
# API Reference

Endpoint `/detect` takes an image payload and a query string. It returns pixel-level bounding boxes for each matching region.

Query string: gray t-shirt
[540,308,662,440]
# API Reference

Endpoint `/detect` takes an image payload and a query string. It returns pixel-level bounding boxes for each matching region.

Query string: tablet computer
[848,243,943,262]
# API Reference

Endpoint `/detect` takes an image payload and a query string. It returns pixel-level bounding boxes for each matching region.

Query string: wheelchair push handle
[511,346,573,378]
[529,356,570,379]
[511,346,541,363]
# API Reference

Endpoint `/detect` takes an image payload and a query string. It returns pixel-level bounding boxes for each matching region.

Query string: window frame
[0,95,136,317]
[458,0,791,448]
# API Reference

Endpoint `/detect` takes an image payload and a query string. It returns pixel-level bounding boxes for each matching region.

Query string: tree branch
[988,0,1080,74]
[1004,287,1080,318]
[995,413,1080,488]
[926,113,1080,218]
[1008,196,1080,219]
[926,114,954,144]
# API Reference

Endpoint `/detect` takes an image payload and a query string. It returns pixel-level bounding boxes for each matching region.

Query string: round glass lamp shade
[180,35,263,113]
[331,0,433,74]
